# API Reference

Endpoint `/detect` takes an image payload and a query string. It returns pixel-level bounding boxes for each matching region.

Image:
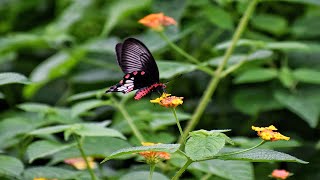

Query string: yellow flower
[138,13,177,31]
[138,142,170,164]
[33,178,57,180]
[252,125,290,141]
[150,93,183,108]
[270,169,291,179]
[64,157,97,170]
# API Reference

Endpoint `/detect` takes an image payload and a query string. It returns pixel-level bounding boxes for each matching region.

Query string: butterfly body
[106,38,165,99]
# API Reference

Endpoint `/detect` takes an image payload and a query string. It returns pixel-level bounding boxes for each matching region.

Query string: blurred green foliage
[0,0,319,179]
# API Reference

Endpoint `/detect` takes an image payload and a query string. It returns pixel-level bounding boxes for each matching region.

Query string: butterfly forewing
[106,38,165,99]
[116,38,159,83]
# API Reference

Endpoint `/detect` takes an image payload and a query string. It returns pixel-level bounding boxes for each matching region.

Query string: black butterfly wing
[115,38,159,84]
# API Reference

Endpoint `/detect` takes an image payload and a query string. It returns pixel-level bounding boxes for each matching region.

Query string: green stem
[111,96,145,142]
[172,108,184,139]
[200,173,212,180]
[158,31,215,76]
[74,135,97,180]
[178,0,259,145]
[149,164,155,180]
[171,158,193,180]
[158,31,200,64]
[200,140,266,161]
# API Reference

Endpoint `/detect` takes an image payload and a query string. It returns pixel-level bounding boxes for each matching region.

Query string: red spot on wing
[141,71,145,75]
[119,80,123,84]
[133,71,138,75]
[125,74,130,79]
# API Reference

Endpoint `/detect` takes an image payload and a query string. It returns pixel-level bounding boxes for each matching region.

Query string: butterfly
[106,38,166,100]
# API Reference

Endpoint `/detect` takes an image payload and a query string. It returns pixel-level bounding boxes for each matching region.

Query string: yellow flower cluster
[150,93,183,108]
[64,157,97,170]
[252,125,290,141]
[138,13,177,31]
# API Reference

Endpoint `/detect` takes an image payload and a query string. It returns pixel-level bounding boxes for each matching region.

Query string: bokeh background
[0,0,319,179]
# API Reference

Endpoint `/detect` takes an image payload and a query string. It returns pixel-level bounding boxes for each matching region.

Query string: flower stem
[158,31,199,64]
[171,158,193,180]
[74,135,97,180]
[178,0,259,145]
[172,108,184,139]
[200,140,266,161]
[149,164,155,180]
[158,31,215,76]
[111,96,145,142]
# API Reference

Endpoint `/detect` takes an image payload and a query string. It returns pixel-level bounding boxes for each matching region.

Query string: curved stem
[171,158,193,180]
[111,96,145,142]
[199,140,266,162]
[172,108,184,139]
[178,0,259,145]
[158,31,200,64]
[74,135,97,180]
[149,164,155,180]
[158,31,215,76]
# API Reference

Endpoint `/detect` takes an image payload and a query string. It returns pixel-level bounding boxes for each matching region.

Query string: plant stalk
[171,158,193,180]
[111,97,145,142]
[178,0,259,145]
[172,108,184,139]
[149,164,155,180]
[74,135,97,180]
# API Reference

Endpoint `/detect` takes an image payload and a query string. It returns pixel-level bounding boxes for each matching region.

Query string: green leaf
[24,49,86,98]
[216,39,309,51]
[74,123,126,139]
[233,88,283,115]
[71,99,112,118]
[101,0,151,36]
[18,102,52,113]
[274,90,319,127]
[23,167,80,180]
[266,0,320,6]
[50,137,132,164]
[234,68,278,84]
[190,160,254,180]
[26,140,75,163]
[0,155,24,178]
[101,144,180,163]
[149,111,191,130]
[251,14,288,35]
[120,171,169,180]
[293,68,320,84]
[158,60,196,79]
[0,72,30,86]
[278,67,296,88]
[204,5,234,30]
[185,131,227,161]
[292,15,320,38]
[29,125,70,135]
[208,50,273,67]
[67,89,105,102]
[0,92,4,99]
[218,147,308,164]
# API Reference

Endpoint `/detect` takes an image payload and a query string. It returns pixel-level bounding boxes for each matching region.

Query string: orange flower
[150,93,183,108]
[64,157,97,170]
[33,178,57,180]
[252,125,290,141]
[139,142,170,164]
[138,13,177,31]
[270,169,291,179]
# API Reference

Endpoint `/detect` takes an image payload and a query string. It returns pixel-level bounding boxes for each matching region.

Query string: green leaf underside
[101,144,180,163]
[23,167,80,179]
[190,160,254,180]
[0,155,24,178]
[274,90,319,128]
[120,171,169,180]
[0,72,30,86]
[26,140,76,163]
[217,147,308,164]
